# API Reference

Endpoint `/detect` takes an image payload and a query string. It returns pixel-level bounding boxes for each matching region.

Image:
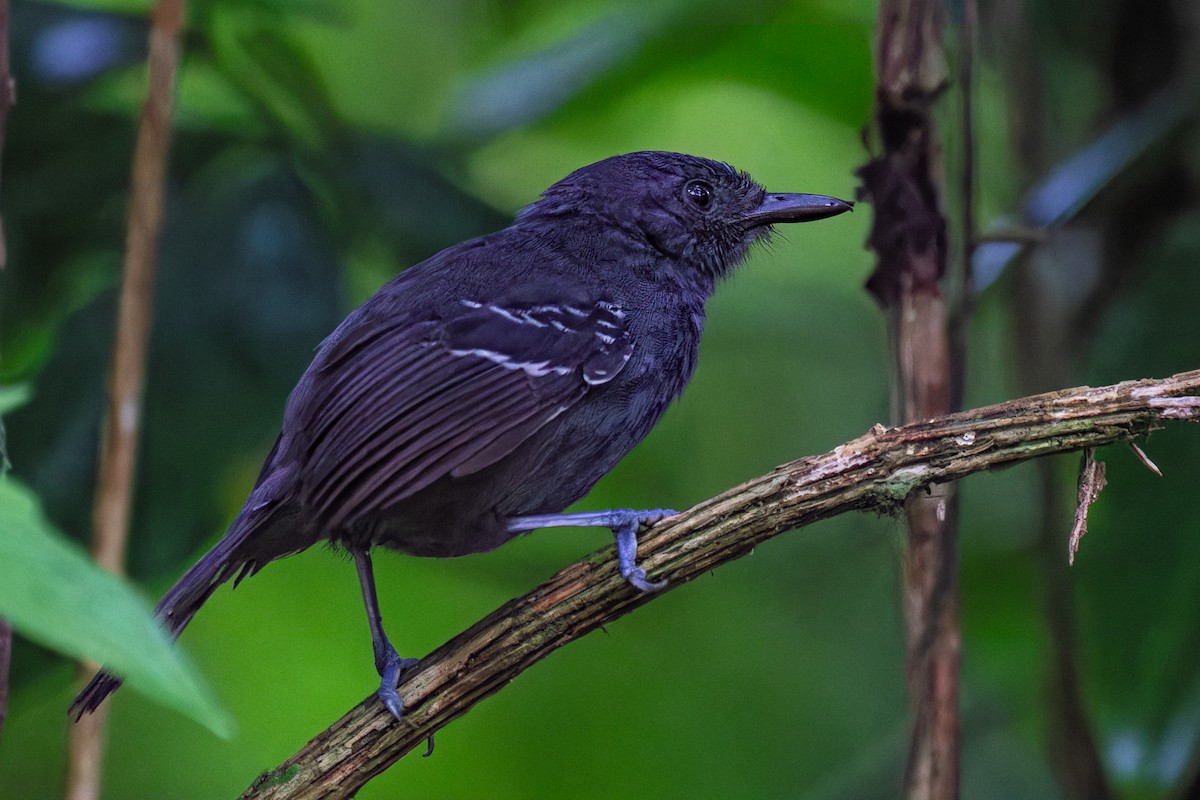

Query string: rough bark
[240,369,1200,800]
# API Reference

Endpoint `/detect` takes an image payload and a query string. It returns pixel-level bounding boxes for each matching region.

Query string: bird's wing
[293,297,633,528]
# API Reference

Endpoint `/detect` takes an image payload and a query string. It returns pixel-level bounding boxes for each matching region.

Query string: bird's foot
[376,649,421,721]
[506,507,677,592]
[612,509,674,592]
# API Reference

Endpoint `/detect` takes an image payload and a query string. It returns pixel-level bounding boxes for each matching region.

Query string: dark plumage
[71,151,851,721]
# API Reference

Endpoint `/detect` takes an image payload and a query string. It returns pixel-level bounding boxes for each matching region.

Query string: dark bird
[70,151,851,721]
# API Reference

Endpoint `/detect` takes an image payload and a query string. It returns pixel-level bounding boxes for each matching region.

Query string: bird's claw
[377,651,420,721]
[615,509,675,592]
[622,565,668,592]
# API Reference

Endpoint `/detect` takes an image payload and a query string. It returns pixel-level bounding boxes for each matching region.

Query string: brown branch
[64,2,185,799]
[240,369,1200,800]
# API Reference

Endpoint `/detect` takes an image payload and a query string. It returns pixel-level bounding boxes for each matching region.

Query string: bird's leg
[352,547,419,720]
[506,509,675,592]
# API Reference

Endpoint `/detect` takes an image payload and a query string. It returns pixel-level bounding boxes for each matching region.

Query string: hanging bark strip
[1068,449,1108,565]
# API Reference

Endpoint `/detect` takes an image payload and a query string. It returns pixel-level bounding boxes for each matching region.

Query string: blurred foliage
[0,0,1197,798]
[0,478,232,735]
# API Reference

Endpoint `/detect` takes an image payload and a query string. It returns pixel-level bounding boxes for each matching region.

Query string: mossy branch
[241,369,1200,800]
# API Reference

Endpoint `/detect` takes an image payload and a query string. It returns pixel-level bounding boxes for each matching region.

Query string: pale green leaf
[0,478,233,737]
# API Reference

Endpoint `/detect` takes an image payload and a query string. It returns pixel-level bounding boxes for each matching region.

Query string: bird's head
[521,151,852,281]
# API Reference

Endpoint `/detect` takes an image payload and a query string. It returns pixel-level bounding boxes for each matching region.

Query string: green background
[2,0,1199,797]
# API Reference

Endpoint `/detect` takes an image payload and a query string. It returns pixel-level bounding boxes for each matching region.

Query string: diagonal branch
[241,369,1200,800]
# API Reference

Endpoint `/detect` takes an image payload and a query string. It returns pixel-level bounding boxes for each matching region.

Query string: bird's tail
[69,475,295,720]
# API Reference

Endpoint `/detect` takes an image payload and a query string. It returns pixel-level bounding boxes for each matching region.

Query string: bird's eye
[684,180,713,209]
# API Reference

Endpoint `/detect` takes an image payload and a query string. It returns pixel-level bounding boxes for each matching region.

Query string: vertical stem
[898,292,959,800]
[859,0,957,797]
[64,2,185,798]
[0,617,9,747]
[0,0,10,271]
[0,0,12,747]
[949,0,977,411]
[991,1,1114,795]
[1036,460,1113,800]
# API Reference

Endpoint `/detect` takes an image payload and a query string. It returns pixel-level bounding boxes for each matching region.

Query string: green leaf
[0,478,233,737]
[208,15,342,150]
[447,8,664,141]
[0,384,31,474]
[0,384,32,415]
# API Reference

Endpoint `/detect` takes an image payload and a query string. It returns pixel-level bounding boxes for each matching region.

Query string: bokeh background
[2,0,1199,797]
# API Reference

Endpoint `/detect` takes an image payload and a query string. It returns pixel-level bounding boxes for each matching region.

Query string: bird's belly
[342,478,512,558]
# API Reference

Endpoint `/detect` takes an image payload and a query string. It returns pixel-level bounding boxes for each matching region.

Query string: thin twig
[240,369,1200,800]
[63,2,185,799]
[973,228,1048,246]
[1127,440,1162,476]
[949,0,977,411]
[0,0,11,270]
[0,0,12,746]
[992,0,1115,795]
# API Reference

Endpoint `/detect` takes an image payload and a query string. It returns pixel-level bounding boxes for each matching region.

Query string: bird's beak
[744,193,854,227]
